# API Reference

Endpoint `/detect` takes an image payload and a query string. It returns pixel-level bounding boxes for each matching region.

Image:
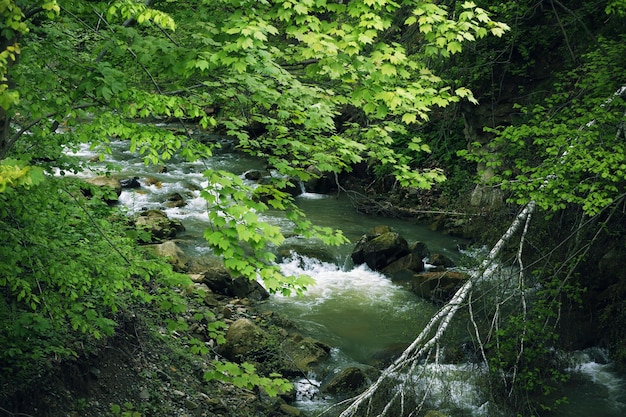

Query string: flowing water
[67,136,626,416]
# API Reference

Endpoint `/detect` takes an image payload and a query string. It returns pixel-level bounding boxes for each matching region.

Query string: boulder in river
[428,253,455,268]
[133,209,185,242]
[381,252,425,281]
[120,176,141,189]
[351,230,410,271]
[164,192,187,208]
[411,241,431,260]
[320,366,377,395]
[201,264,269,301]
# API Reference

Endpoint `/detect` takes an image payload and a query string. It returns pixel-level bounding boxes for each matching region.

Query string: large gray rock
[230,276,270,301]
[133,209,185,242]
[202,265,269,300]
[351,231,410,271]
[220,320,330,377]
[220,318,270,361]
[149,240,188,271]
[280,335,331,375]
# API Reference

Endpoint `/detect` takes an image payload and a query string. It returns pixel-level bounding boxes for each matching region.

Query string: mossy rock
[280,335,331,375]
[351,231,410,271]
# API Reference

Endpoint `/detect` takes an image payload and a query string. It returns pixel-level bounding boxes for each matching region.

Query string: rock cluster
[351,225,469,302]
[130,210,338,415]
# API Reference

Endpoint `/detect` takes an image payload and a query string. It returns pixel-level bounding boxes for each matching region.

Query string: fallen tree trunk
[337,201,536,417]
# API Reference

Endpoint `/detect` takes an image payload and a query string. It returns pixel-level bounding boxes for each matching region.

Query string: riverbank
[1,270,315,417]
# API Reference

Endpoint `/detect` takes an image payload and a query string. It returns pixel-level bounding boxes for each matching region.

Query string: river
[68,136,626,416]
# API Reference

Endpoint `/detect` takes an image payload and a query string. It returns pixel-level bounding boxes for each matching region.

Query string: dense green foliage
[461,36,626,216]
[0,177,186,390]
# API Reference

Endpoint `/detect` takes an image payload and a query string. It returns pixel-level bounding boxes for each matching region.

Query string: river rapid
[68,136,626,417]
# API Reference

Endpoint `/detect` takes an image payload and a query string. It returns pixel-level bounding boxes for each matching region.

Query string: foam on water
[298,191,331,200]
[275,253,405,306]
[558,348,626,415]
[406,362,494,416]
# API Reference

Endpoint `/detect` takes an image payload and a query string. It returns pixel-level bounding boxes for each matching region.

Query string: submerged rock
[410,271,469,302]
[320,366,377,395]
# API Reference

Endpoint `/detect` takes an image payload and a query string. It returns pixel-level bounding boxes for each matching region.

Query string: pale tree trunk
[337,202,536,417]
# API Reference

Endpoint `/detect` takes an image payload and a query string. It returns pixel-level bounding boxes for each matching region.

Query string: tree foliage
[1,0,508,290]
[0,178,182,389]
[460,32,626,217]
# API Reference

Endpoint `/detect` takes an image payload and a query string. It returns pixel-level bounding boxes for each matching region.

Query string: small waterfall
[296,180,329,200]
